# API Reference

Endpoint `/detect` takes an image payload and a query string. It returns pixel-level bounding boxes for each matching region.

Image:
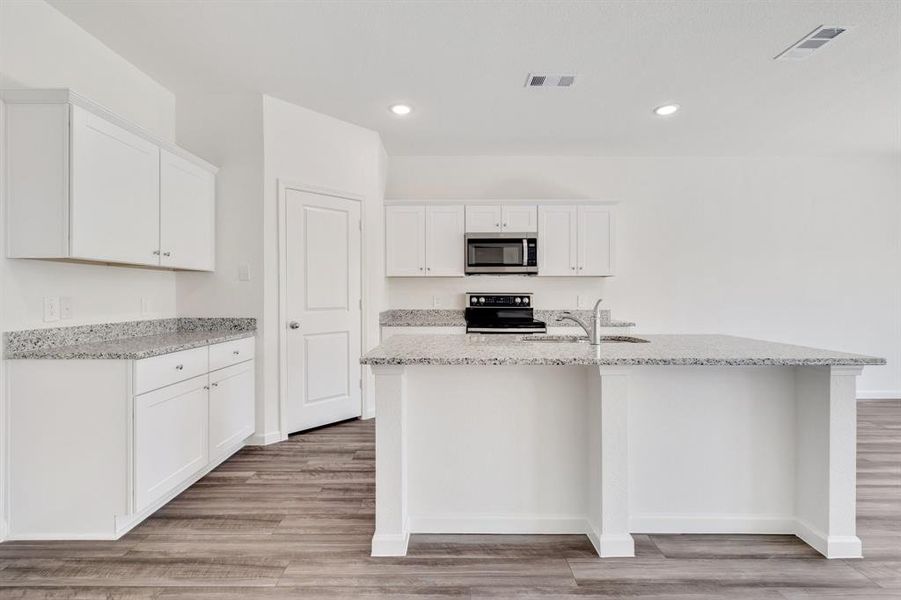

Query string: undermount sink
[521,334,650,344]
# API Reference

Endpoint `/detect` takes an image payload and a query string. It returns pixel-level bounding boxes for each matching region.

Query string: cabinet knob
[163,251,171,257]
[571,266,576,271]
[232,350,240,355]
[289,321,300,329]
[495,223,499,227]
[152,250,160,256]
[419,267,424,271]
[175,364,184,370]
[203,385,210,390]
[503,223,508,227]
[427,267,431,271]
[211,382,219,388]
[579,266,584,270]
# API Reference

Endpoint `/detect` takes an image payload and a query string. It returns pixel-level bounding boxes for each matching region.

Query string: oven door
[465,233,538,274]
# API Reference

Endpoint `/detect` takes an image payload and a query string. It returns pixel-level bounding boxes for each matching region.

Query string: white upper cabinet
[385,206,426,276]
[465,204,537,233]
[538,205,579,275]
[501,205,538,232]
[425,205,465,276]
[70,106,161,266]
[3,89,217,271]
[160,149,216,270]
[578,205,614,276]
[539,205,614,276]
[465,205,502,232]
[386,205,464,277]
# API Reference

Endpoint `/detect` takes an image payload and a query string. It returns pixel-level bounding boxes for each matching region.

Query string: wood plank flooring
[1,399,898,599]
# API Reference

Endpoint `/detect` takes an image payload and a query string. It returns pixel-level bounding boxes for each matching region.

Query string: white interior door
[285,189,362,433]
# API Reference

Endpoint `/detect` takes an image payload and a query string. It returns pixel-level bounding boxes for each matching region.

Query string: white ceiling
[49,0,901,156]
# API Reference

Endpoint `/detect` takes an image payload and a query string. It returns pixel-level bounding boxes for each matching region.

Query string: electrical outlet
[59,296,73,320]
[238,263,251,282]
[43,296,60,322]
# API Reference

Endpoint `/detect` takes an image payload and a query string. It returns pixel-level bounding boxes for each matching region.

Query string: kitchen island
[361,334,884,559]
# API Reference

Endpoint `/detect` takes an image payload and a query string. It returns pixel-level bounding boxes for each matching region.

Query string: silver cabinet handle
[163,251,171,257]
[203,385,210,390]
[289,321,300,329]
[175,364,184,370]
[211,382,219,388]
[152,250,160,256]
[232,350,240,355]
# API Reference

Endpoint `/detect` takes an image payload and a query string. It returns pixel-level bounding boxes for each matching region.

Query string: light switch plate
[238,263,251,282]
[59,296,73,320]
[43,296,60,322]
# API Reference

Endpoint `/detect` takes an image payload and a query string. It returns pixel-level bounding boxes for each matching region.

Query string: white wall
[175,93,265,438]
[262,94,388,431]
[386,155,901,396]
[0,0,178,331]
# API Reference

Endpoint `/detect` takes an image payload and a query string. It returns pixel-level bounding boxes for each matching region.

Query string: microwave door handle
[522,239,528,266]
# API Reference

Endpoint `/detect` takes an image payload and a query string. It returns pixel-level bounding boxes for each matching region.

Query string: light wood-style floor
[0,399,898,599]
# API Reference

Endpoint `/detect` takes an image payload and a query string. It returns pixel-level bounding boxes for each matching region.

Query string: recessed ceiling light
[390,104,412,116]
[653,104,680,117]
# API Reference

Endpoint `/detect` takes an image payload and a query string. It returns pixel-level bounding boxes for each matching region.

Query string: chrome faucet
[556,298,604,345]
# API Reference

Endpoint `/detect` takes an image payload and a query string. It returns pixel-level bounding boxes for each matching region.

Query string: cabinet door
[501,205,538,232]
[209,361,255,461]
[160,149,215,271]
[578,206,615,276]
[70,106,161,266]
[538,205,578,276]
[385,206,426,276]
[135,375,209,512]
[426,205,465,276]
[465,205,502,233]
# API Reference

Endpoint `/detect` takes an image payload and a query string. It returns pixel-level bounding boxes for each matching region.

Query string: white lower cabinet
[135,375,210,512]
[210,361,256,462]
[5,337,256,540]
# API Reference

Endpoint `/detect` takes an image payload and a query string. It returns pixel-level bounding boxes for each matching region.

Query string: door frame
[277,180,365,437]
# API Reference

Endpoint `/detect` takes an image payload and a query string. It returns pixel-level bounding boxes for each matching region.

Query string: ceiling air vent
[775,25,847,61]
[525,73,576,87]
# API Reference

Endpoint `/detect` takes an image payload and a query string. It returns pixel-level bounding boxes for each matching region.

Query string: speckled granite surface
[5,317,256,360]
[380,309,635,328]
[361,334,885,367]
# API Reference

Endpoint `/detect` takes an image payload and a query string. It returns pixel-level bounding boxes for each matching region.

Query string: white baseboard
[794,519,861,559]
[630,514,797,534]
[361,408,375,420]
[247,430,285,445]
[371,532,410,556]
[857,391,901,400]
[408,514,588,534]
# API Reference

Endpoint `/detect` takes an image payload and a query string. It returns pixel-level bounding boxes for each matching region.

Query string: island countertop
[361,333,885,367]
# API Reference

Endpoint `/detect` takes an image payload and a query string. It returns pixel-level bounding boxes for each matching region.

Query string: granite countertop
[380,309,635,328]
[5,317,256,360]
[361,334,885,367]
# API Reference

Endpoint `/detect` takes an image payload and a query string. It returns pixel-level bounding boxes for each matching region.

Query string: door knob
[289,321,300,329]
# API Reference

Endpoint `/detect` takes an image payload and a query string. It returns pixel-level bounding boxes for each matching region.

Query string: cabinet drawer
[134,346,209,395]
[209,337,255,372]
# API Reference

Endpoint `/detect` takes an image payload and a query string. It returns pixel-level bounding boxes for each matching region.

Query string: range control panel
[465,293,532,307]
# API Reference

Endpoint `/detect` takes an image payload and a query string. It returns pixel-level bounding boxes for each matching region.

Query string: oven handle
[522,239,528,266]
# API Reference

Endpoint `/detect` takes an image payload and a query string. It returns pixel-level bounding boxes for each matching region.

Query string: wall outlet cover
[59,296,73,320]
[43,296,60,322]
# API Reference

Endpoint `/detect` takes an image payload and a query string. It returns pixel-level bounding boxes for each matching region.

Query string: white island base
[369,363,863,559]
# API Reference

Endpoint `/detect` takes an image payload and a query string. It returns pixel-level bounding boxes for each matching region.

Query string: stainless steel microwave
[465,233,538,275]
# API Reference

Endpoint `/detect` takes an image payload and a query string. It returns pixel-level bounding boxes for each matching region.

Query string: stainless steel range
[464,292,547,334]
